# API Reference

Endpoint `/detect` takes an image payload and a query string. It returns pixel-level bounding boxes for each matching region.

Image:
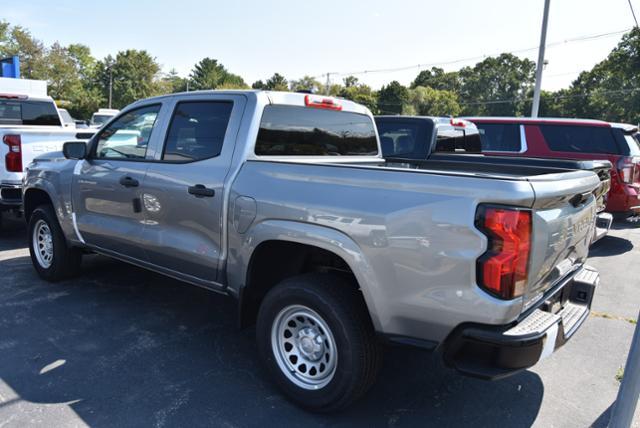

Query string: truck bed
[385,153,611,178]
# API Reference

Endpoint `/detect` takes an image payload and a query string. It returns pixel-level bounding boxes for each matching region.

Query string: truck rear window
[540,125,621,155]
[255,105,378,156]
[0,99,61,126]
[376,120,431,158]
[475,123,522,152]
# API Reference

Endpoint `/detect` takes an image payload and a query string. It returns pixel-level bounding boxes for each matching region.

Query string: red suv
[466,118,640,218]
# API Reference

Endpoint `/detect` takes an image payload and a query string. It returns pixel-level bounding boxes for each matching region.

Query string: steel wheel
[271,304,338,390]
[33,219,54,268]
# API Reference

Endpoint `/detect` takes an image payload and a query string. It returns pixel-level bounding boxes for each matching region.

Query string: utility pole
[609,310,640,428]
[531,0,550,118]
[325,73,331,95]
[108,65,113,109]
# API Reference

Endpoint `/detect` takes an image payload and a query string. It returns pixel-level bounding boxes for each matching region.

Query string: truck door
[72,104,163,260]
[138,95,246,285]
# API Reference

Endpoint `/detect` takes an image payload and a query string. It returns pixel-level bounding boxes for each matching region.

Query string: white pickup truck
[0,92,93,228]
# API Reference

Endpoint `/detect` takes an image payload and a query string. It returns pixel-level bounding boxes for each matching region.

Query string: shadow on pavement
[0,217,27,252]
[589,235,634,258]
[0,252,545,426]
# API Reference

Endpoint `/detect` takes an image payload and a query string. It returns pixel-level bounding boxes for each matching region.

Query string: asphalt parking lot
[0,219,638,428]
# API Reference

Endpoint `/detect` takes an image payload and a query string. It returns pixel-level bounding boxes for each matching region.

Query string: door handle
[188,184,215,198]
[119,176,139,188]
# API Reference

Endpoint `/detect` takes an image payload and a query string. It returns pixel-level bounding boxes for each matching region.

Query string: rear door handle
[188,184,215,198]
[119,176,139,188]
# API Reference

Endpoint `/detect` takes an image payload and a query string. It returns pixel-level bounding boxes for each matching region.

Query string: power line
[629,0,639,27]
[314,27,632,81]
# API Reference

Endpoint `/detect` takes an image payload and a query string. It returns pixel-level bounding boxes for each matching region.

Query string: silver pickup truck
[23,90,601,412]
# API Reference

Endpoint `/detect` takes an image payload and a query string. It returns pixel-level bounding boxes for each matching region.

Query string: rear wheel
[28,205,82,281]
[256,273,382,412]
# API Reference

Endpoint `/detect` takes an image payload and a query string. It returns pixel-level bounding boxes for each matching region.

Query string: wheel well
[24,189,53,221]
[239,240,361,328]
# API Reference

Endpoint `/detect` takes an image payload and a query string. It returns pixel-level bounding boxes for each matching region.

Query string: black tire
[28,205,82,281]
[256,273,382,412]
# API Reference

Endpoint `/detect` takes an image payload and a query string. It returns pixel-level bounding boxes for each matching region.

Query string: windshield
[92,114,113,125]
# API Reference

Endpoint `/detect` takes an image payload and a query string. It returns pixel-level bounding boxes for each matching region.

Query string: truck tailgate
[0,127,84,182]
[524,170,600,310]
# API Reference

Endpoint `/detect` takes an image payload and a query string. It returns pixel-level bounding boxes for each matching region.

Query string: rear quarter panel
[227,161,539,343]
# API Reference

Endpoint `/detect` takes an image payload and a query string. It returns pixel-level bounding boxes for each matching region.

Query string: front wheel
[28,205,82,281]
[256,273,382,412]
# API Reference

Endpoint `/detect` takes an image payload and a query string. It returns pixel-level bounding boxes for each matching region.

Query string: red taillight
[304,94,342,111]
[476,206,532,299]
[450,118,467,128]
[3,134,23,172]
[617,156,640,186]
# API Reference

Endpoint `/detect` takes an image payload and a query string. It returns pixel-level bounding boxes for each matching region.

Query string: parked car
[465,117,640,219]
[375,115,613,243]
[0,93,93,229]
[90,108,119,128]
[24,91,601,412]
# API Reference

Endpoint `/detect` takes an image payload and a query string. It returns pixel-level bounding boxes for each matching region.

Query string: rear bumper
[0,183,23,210]
[442,265,599,380]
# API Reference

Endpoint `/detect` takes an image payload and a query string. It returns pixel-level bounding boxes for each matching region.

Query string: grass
[591,311,637,325]
[616,366,625,382]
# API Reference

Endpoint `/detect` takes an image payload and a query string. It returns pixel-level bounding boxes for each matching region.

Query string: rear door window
[475,123,521,152]
[0,99,61,126]
[255,105,378,156]
[162,101,233,162]
[540,125,621,155]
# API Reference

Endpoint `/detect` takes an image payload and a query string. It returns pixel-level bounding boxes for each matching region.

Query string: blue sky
[4,0,637,90]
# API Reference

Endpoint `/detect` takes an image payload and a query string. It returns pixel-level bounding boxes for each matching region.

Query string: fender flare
[228,219,384,331]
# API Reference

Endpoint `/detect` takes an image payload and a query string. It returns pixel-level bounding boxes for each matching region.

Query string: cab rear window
[0,99,61,126]
[255,105,378,156]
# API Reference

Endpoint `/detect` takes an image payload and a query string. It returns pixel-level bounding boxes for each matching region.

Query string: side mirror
[63,141,87,160]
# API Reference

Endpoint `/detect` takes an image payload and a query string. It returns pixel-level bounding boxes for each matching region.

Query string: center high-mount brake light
[3,134,23,173]
[475,205,532,299]
[450,118,466,128]
[304,94,342,111]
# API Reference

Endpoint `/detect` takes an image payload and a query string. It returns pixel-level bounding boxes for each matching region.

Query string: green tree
[290,75,322,93]
[377,81,409,115]
[160,68,188,93]
[1,24,46,79]
[459,53,535,116]
[95,50,161,109]
[44,42,79,101]
[404,86,461,116]
[411,67,460,92]
[264,73,289,91]
[251,80,266,89]
[338,76,378,112]
[558,28,640,123]
[189,57,247,90]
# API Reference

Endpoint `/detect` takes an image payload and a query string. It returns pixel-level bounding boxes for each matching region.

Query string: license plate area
[541,281,572,315]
